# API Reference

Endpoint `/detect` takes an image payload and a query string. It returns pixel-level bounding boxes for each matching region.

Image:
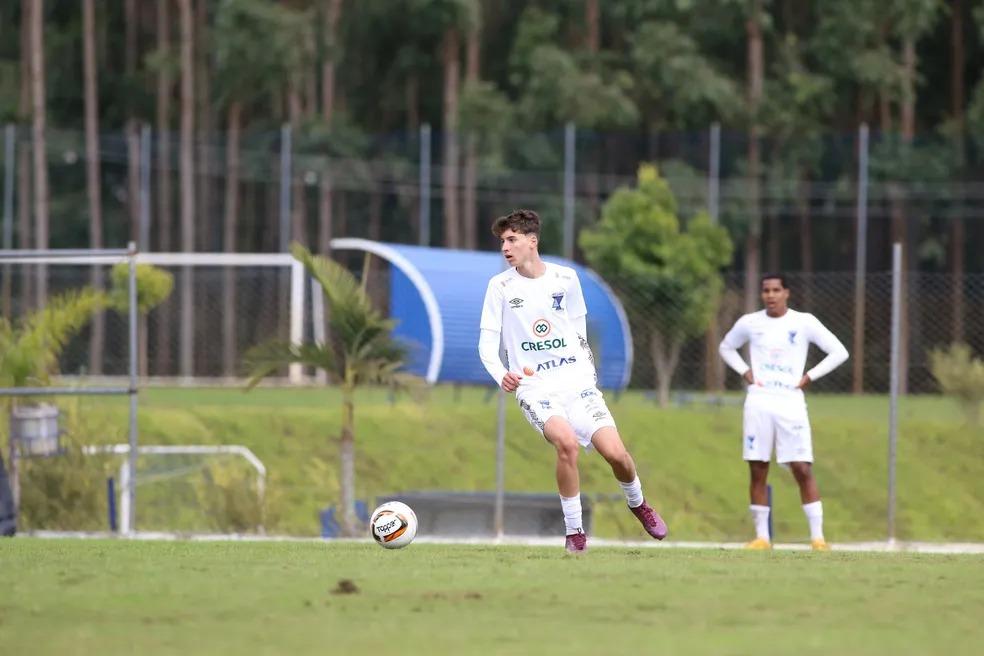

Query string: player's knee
[789,462,812,480]
[605,446,631,470]
[554,438,579,463]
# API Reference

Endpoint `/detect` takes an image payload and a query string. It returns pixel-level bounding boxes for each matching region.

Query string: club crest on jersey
[551,291,565,311]
[788,330,797,344]
[532,318,551,337]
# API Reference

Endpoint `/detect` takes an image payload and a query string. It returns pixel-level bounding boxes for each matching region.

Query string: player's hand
[500,372,522,393]
[796,374,811,389]
[742,370,756,386]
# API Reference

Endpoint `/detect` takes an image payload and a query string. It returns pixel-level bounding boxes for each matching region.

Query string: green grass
[12,386,984,542]
[2,539,982,655]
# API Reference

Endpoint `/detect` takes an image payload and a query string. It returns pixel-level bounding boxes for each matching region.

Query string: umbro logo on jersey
[509,297,524,309]
[532,319,551,337]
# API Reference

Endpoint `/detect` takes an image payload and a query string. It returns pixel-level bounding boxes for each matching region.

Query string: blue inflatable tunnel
[329,238,633,389]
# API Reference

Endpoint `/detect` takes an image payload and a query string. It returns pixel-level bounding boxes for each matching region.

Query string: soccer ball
[369,501,418,549]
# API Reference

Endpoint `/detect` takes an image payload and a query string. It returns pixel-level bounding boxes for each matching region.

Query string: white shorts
[742,402,813,463]
[517,386,616,448]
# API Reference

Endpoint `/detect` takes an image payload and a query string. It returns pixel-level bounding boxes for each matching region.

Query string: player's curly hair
[491,209,540,238]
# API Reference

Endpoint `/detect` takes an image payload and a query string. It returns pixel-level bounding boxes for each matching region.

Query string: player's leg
[775,409,827,549]
[743,405,774,548]
[518,394,585,552]
[542,416,587,552]
[571,387,667,540]
[590,426,668,540]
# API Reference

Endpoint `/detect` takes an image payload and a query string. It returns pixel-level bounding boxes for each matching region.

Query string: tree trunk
[155,0,174,375]
[288,85,307,248]
[950,0,966,342]
[318,0,342,255]
[18,4,32,308]
[30,0,49,308]
[339,381,358,536]
[222,102,241,378]
[462,16,480,251]
[83,0,105,376]
[650,332,682,408]
[585,0,600,52]
[895,37,916,395]
[178,0,196,379]
[441,28,460,248]
[743,0,764,313]
[195,0,212,251]
[125,0,140,245]
[797,175,814,309]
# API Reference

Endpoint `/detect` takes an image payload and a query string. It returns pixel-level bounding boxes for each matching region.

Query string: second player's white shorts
[517,386,616,448]
[742,402,813,463]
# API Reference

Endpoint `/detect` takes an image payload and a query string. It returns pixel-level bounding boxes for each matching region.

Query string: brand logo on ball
[532,319,551,337]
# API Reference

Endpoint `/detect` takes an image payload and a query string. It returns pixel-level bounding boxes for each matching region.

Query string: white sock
[749,504,771,541]
[560,494,583,535]
[802,501,824,541]
[618,476,644,509]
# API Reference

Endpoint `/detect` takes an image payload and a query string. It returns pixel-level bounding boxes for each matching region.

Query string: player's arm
[798,314,849,389]
[719,317,755,384]
[478,280,522,393]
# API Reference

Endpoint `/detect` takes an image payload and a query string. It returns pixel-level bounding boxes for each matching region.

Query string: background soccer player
[478,209,667,553]
[719,274,849,550]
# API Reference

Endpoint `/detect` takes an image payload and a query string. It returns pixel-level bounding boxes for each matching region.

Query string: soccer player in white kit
[478,209,668,553]
[719,274,848,551]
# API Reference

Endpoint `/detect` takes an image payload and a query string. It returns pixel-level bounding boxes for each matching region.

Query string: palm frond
[243,340,337,389]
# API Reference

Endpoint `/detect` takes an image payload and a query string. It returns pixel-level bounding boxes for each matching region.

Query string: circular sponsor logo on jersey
[532,318,551,337]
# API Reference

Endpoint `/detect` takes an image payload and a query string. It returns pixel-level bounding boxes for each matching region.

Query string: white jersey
[480,263,597,392]
[719,309,848,408]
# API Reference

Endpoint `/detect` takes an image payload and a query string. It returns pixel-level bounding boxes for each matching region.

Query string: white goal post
[81,443,268,535]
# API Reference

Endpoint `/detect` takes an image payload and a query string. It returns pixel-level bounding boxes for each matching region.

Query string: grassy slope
[2,540,982,656]
[25,387,984,541]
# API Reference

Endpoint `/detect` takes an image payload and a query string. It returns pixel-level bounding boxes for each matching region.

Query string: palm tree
[245,244,413,537]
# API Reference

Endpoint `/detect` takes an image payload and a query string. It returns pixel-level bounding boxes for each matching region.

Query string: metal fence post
[419,123,431,247]
[708,122,720,224]
[139,124,151,252]
[127,241,139,533]
[888,241,902,545]
[279,124,292,252]
[563,122,576,260]
[852,124,870,394]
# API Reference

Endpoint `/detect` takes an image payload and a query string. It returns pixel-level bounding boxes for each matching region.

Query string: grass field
[11,386,984,542]
[2,538,982,655]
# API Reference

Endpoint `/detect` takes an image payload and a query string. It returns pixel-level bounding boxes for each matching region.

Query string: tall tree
[125,0,141,245]
[461,4,481,250]
[950,0,966,342]
[177,0,195,378]
[29,0,49,308]
[82,0,105,375]
[153,0,174,375]
[18,0,33,307]
[743,0,764,313]
[318,0,344,256]
[441,22,461,248]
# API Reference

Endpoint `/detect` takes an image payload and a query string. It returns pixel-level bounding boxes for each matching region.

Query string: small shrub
[928,343,984,425]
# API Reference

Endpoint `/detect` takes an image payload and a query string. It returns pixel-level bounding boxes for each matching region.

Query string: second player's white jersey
[480,263,597,392]
[720,309,848,406]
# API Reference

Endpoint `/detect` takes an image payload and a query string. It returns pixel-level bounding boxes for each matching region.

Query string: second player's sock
[618,476,644,509]
[560,494,583,535]
[802,500,824,541]
[749,504,771,541]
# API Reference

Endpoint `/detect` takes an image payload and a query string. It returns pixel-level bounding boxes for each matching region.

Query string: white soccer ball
[369,501,418,549]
